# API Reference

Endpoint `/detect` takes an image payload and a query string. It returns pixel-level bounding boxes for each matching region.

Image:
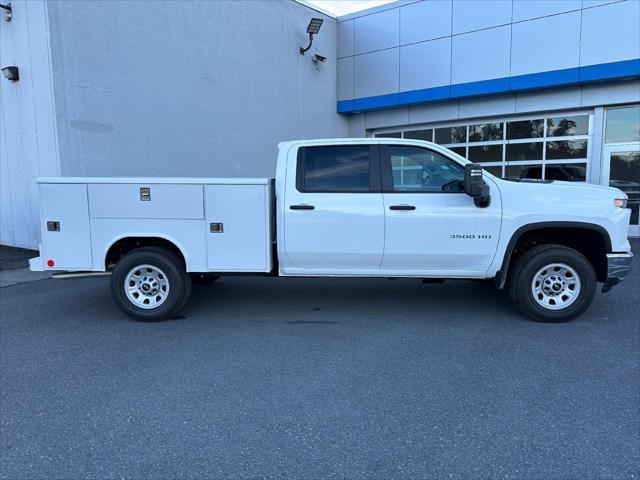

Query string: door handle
[289,204,315,210]
[389,205,416,211]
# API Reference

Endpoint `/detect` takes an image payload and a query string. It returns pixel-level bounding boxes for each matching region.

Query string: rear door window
[297,146,374,193]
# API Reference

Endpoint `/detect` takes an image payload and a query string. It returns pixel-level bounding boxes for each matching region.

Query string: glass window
[507,119,544,139]
[482,165,503,177]
[468,144,503,163]
[609,152,639,226]
[376,111,593,185]
[506,164,542,180]
[389,146,464,193]
[375,132,401,138]
[546,140,588,160]
[404,129,433,141]
[469,122,503,142]
[544,163,587,182]
[605,106,640,143]
[300,146,370,192]
[448,146,467,158]
[506,142,543,161]
[434,126,467,144]
[547,115,589,137]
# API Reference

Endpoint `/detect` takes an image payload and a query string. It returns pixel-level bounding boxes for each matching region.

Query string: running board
[52,272,112,280]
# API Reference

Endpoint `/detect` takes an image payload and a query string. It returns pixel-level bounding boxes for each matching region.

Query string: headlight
[614,198,627,208]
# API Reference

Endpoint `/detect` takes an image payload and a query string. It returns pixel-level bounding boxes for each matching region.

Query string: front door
[603,143,640,237]
[282,144,385,273]
[380,145,501,276]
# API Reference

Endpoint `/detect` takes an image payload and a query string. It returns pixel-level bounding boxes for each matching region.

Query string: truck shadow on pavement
[183,276,524,326]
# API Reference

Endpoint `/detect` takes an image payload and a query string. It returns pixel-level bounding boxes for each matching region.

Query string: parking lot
[1,242,638,479]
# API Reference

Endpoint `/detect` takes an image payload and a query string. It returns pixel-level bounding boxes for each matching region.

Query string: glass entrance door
[603,143,640,237]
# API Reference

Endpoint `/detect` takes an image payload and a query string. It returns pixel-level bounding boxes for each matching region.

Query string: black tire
[110,247,191,322]
[507,244,596,323]
[172,273,192,316]
[190,273,221,284]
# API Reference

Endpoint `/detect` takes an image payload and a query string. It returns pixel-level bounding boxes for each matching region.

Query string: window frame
[379,144,466,194]
[296,145,381,194]
[370,109,593,182]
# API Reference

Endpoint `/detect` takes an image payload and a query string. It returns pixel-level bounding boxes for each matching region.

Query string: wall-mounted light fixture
[2,66,19,82]
[299,18,323,55]
[0,3,11,22]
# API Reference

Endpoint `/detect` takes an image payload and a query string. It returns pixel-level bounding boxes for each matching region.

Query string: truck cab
[30,138,633,323]
[277,139,502,277]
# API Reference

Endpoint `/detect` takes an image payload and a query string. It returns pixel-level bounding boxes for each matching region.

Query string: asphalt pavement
[0,247,36,271]
[1,241,638,479]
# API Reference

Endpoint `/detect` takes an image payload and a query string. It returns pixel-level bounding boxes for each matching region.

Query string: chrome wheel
[124,264,170,309]
[531,263,581,310]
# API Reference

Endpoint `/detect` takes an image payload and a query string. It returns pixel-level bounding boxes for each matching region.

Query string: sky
[306,0,395,16]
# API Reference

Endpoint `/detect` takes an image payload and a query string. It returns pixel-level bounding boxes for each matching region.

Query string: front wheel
[110,247,191,322]
[508,244,596,323]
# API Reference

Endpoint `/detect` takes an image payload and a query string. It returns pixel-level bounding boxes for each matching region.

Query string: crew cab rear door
[379,144,501,275]
[282,144,384,273]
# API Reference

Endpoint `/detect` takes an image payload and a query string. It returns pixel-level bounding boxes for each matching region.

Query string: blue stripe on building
[337,58,640,114]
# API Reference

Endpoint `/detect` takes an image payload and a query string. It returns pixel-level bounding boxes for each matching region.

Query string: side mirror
[464,163,491,208]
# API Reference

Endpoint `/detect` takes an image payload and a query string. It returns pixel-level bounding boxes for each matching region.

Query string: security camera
[1,65,19,82]
[313,53,327,63]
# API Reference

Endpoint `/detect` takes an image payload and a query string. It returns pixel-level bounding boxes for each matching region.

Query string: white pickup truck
[30,138,633,323]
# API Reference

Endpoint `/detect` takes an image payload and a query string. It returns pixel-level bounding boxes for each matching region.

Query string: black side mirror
[464,163,491,208]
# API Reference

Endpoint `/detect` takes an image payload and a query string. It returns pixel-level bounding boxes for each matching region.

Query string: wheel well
[105,237,186,270]
[506,227,609,283]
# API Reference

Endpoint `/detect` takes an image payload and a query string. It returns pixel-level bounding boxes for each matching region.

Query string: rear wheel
[508,244,596,323]
[110,247,191,321]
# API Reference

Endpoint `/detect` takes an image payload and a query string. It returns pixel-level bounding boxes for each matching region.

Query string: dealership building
[1,0,639,249]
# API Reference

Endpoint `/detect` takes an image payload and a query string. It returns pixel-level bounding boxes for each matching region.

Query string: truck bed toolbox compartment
[88,184,204,219]
[39,183,93,270]
[205,184,272,272]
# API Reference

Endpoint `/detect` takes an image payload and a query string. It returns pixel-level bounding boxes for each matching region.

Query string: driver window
[390,146,465,193]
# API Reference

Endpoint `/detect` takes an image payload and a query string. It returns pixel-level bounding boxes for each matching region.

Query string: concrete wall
[337,0,640,113]
[1,1,60,249]
[47,0,344,179]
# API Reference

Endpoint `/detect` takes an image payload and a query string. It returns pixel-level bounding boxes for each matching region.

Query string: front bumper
[602,252,633,292]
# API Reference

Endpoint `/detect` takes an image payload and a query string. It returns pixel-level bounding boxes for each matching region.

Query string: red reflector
[47,259,54,267]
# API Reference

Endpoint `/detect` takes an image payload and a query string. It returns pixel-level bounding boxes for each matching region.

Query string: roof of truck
[36,177,273,185]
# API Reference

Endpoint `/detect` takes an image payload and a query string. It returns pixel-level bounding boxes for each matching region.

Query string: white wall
[337,0,640,105]
[0,1,60,249]
[47,0,346,179]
